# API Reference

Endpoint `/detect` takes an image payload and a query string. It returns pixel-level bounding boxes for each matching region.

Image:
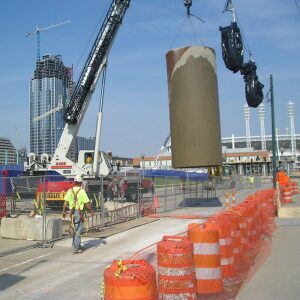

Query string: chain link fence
[0,173,262,256]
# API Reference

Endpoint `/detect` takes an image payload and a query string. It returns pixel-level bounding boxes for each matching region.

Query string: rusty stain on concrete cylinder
[166,46,222,168]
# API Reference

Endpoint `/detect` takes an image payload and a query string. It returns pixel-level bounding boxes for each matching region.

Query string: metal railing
[0,173,262,256]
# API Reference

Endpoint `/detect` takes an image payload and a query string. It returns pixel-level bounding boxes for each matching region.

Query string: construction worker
[62,175,94,254]
[249,175,255,188]
[85,153,93,164]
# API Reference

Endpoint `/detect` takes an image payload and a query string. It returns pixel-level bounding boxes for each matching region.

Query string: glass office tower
[30,55,72,155]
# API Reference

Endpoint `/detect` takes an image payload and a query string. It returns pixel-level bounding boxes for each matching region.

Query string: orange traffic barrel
[291,182,298,194]
[282,187,292,203]
[104,259,157,300]
[294,182,298,194]
[234,204,249,240]
[237,202,258,244]
[206,218,235,280]
[188,223,223,295]
[157,236,196,299]
[218,211,242,258]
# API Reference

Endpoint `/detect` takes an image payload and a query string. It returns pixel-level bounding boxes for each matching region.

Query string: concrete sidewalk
[237,182,300,300]
[237,221,300,300]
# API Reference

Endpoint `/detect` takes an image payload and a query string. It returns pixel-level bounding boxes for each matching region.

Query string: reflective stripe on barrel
[188,224,223,295]
[206,219,235,279]
[157,236,196,299]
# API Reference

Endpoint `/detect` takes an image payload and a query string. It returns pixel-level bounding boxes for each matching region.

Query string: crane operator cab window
[85,153,93,164]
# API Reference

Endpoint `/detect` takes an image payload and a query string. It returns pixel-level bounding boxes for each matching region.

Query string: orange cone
[231,189,237,206]
[154,195,159,208]
[225,191,230,210]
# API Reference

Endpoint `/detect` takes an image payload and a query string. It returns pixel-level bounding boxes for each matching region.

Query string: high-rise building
[30,55,72,155]
[0,138,16,164]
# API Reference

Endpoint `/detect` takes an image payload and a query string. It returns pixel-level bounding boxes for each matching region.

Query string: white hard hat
[74,175,83,183]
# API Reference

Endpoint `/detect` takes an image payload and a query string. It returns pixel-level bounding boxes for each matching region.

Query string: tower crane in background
[26,20,71,61]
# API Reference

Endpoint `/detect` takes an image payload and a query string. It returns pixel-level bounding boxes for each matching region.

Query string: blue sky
[0,0,299,157]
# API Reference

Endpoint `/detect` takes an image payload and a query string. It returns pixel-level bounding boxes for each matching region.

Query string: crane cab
[77,150,111,177]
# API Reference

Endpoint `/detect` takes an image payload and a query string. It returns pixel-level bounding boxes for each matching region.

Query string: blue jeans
[72,210,83,251]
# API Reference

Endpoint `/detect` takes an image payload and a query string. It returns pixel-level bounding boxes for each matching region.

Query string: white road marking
[0,252,53,273]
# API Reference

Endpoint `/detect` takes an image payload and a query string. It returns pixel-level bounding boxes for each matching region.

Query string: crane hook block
[184,0,192,15]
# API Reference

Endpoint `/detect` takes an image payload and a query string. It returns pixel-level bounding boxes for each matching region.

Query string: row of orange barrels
[279,181,298,204]
[103,189,277,300]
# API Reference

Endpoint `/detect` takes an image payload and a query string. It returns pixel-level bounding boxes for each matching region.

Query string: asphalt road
[0,209,209,299]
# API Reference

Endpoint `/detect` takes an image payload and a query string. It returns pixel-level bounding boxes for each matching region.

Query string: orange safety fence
[102,188,278,300]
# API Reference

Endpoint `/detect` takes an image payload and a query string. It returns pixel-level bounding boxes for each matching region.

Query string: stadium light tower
[276,128,280,159]
[243,104,251,148]
[258,104,266,150]
[287,101,296,158]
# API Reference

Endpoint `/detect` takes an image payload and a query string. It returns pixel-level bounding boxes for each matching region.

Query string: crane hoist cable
[169,1,205,49]
[184,0,192,16]
[294,0,300,15]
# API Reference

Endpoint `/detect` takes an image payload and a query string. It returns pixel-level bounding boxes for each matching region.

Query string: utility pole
[270,75,278,188]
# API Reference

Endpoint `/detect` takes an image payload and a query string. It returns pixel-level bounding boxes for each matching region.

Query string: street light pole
[270,75,278,188]
[140,153,145,179]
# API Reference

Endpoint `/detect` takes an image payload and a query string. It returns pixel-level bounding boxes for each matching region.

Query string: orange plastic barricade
[217,211,244,275]
[293,182,298,194]
[290,182,298,195]
[237,201,258,244]
[255,190,277,236]
[157,236,196,300]
[282,187,292,203]
[205,218,235,281]
[277,171,290,185]
[188,223,223,295]
[104,259,157,300]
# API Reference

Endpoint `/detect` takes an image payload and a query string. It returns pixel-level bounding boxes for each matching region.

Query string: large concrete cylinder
[166,46,222,168]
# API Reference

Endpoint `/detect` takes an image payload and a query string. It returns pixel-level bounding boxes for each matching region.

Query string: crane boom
[26,20,71,36]
[64,0,130,125]
[51,0,131,168]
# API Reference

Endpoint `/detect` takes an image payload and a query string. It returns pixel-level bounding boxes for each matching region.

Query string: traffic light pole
[270,75,278,188]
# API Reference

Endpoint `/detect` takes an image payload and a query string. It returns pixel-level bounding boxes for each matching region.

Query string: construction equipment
[26,20,71,61]
[153,134,171,168]
[25,1,155,205]
[26,0,131,178]
[220,0,264,107]
[184,0,192,15]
